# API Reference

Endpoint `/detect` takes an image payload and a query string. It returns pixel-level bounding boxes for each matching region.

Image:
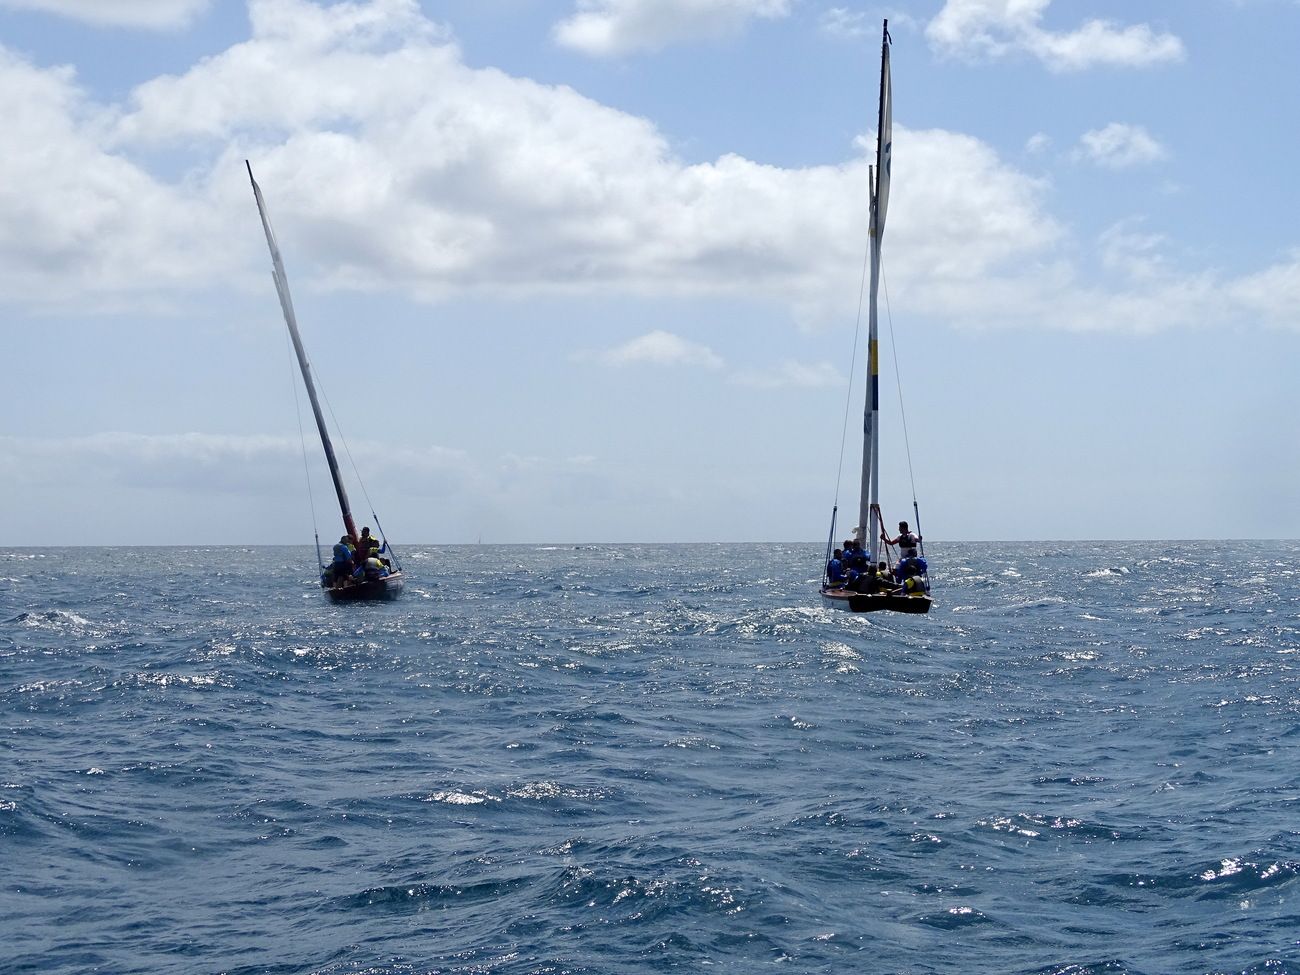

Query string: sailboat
[820,21,932,615]
[246,162,405,602]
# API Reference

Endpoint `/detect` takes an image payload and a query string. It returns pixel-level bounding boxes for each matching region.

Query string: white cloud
[926,0,1185,72]
[1077,123,1167,169]
[731,360,842,388]
[0,0,1296,336]
[587,330,725,368]
[1231,250,1300,329]
[819,7,869,40]
[0,432,306,494]
[0,430,605,544]
[15,429,470,495]
[1,0,1058,319]
[0,47,232,312]
[0,429,479,494]
[1098,220,1170,280]
[1025,132,1051,155]
[553,0,791,57]
[0,0,212,29]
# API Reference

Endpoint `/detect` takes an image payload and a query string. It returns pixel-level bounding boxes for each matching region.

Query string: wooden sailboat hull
[821,587,932,614]
[324,571,405,602]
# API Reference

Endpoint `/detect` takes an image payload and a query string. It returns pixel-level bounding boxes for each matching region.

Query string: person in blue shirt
[326,536,354,587]
[893,555,929,593]
[826,549,851,588]
[893,555,927,581]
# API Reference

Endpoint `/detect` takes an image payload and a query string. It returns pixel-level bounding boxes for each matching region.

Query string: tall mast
[246,161,359,547]
[860,20,892,563]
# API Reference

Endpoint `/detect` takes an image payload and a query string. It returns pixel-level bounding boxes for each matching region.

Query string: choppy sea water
[2,541,1298,975]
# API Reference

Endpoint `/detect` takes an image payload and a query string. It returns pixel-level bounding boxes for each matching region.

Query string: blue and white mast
[860,20,892,564]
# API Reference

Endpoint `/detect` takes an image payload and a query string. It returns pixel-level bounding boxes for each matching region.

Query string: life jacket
[898,532,920,558]
[827,558,845,583]
[364,556,385,580]
[332,542,352,565]
[904,575,927,595]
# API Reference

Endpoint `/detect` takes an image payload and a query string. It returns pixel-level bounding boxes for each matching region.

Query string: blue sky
[2,0,1297,545]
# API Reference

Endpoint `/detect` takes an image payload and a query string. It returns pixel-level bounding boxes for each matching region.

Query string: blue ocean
[3,542,1297,974]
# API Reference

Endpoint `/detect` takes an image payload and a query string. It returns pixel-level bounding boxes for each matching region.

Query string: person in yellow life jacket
[903,575,928,596]
[358,525,387,558]
[353,554,388,582]
[869,566,898,594]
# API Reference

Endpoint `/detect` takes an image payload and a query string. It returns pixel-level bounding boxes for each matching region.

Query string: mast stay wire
[880,257,928,567]
[822,196,873,578]
[283,322,324,568]
[280,308,403,573]
[880,257,919,507]
[311,355,398,565]
[831,190,875,510]
[822,170,875,578]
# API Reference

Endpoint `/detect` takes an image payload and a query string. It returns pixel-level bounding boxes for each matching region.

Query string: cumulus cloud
[0,429,480,494]
[0,430,589,544]
[0,0,1058,320]
[1025,132,1051,155]
[1231,251,1300,329]
[0,431,306,494]
[585,330,724,368]
[1077,123,1167,169]
[819,7,870,40]
[1,0,1296,335]
[926,0,1185,71]
[553,0,791,57]
[0,0,213,29]
[731,360,842,388]
[0,47,232,312]
[1099,220,1170,281]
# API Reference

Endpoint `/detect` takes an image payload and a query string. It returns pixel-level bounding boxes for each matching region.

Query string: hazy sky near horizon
[2,0,1298,546]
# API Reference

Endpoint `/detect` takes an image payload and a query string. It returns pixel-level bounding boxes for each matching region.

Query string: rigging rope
[297,344,402,575]
[370,513,402,572]
[881,260,919,507]
[284,325,323,568]
[831,207,874,511]
[314,362,393,557]
[822,505,838,586]
[820,204,873,583]
[878,274,930,583]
